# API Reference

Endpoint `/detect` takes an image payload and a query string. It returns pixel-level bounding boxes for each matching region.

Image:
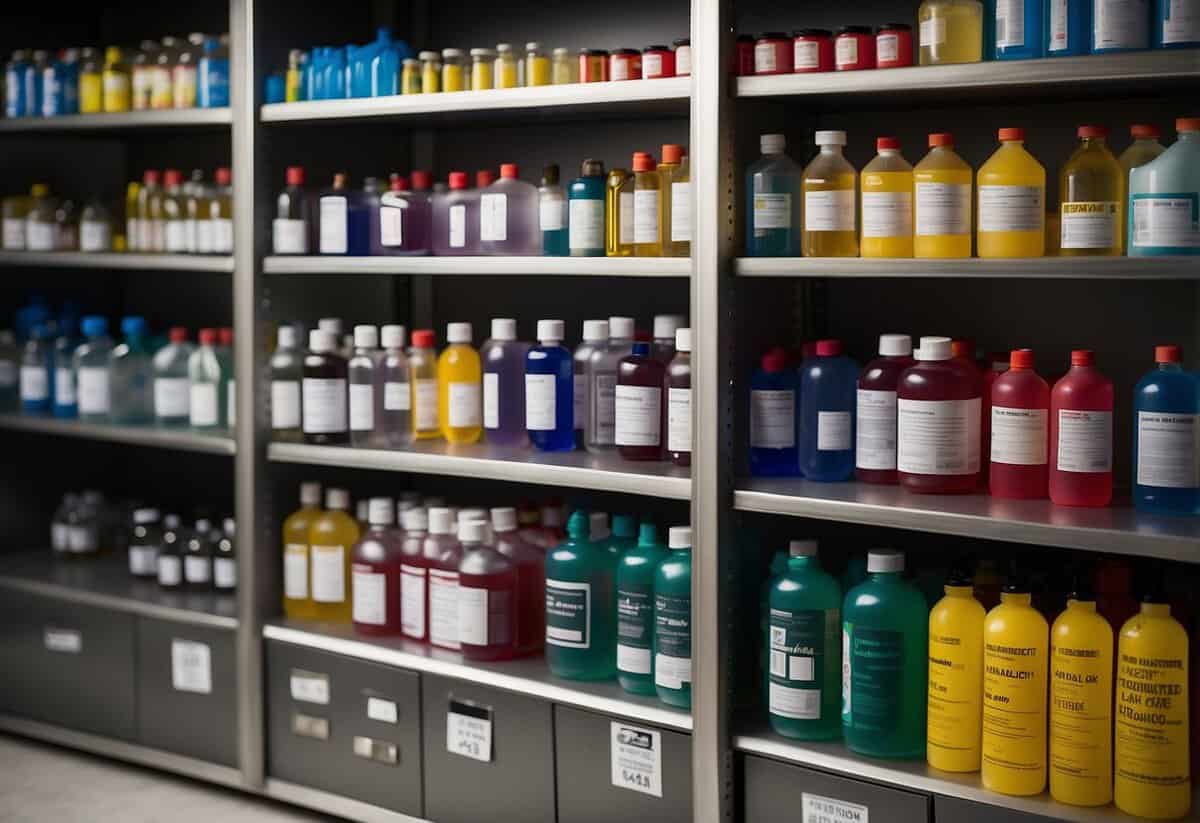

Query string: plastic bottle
[1049,350,1113,507]
[376,324,409,448]
[492,507,545,656]
[525,319,573,452]
[149,37,176,110]
[978,128,1046,258]
[480,318,528,447]
[1119,124,1166,175]
[574,320,608,449]
[273,166,309,254]
[1133,345,1200,513]
[546,510,618,680]
[152,327,192,427]
[302,329,348,445]
[347,325,379,447]
[843,550,928,758]
[154,513,184,588]
[538,164,567,256]
[651,314,684,365]
[198,36,230,108]
[569,159,606,257]
[183,519,213,590]
[861,137,914,258]
[50,319,77,419]
[376,173,424,255]
[617,340,666,461]
[668,328,692,467]
[632,152,661,257]
[1047,0,1092,54]
[617,523,668,695]
[319,172,368,255]
[4,51,29,117]
[109,316,153,424]
[397,507,429,641]
[1156,0,1200,44]
[655,526,693,708]
[19,326,52,415]
[100,46,130,113]
[526,42,550,86]
[409,329,439,441]
[1129,118,1200,257]
[83,48,109,114]
[187,328,222,431]
[479,163,540,255]
[307,488,359,623]
[1093,0,1151,50]
[989,349,1049,499]
[25,51,48,118]
[349,497,402,634]
[1060,125,1125,256]
[659,145,691,257]
[585,317,630,453]
[457,519,517,661]
[750,348,800,476]
[927,564,985,772]
[172,35,200,110]
[994,0,1046,58]
[269,325,303,442]
[282,482,320,619]
[72,316,112,422]
[799,339,857,481]
[802,130,858,257]
[856,334,915,485]
[438,322,482,444]
[422,507,461,650]
[432,171,478,255]
[606,168,635,257]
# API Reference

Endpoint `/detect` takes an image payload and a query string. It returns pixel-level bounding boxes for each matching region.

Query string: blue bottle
[1046,0,1092,54]
[994,0,1046,58]
[5,50,29,118]
[42,49,79,117]
[568,159,607,258]
[199,37,230,108]
[372,47,400,97]
[347,44,371,99]
[1133,345,1200,515]
[53,316,79,419]
[750,347,800,477]
[20,325,53,415]
[1128,118,1200,257]
[1156,0,1200,45]
[746,134,802,257]
[526,319,574,451]
[1092,0,1151,51]
[799,339,857,482]
[25,50,48,118]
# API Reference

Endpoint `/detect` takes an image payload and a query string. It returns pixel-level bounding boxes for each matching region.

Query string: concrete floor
[0,734,338,822]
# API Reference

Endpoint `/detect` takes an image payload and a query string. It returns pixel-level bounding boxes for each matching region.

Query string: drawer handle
[353,735,398,765]
[292,712,329,740]
[43,627,82,654]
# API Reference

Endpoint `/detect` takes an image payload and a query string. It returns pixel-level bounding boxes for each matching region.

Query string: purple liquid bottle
[479,163,541,256]
[432,171,479,256]
[482,317,529,447]
[372,172,432,256]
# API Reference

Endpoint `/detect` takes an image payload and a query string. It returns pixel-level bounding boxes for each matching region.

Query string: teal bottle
[842,550,929,758]
[654,526,693,709]
[608,514,638,555]
[766,540,842,740]
[545,510,617,680]
[616,523,668,695]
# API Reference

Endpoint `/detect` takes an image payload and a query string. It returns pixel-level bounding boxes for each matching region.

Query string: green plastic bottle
[545,510,618,680]
[654,526,693,708]
[616,523,668,695]
[608,514,638,555]
[843,550,929,758]
[766,539,842,740]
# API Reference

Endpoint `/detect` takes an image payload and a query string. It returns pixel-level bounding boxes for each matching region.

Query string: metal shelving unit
[735,256,1200,279]
[0,108,232,132]
[263,255,690,277]
[0,251,236,272]
[0,414,236,455]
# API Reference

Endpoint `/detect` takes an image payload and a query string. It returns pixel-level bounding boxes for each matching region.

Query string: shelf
[260,78,691,125]
[265,620,692,732]
[735,50,1200,106]
[735,479,1200,561]
[0,108,232,132]
[0,251,235,272]
[268,440,692,500]
[263,255,690,277]
[734,256,1200,279]
[0,415,236,455]
[0,552,237,630]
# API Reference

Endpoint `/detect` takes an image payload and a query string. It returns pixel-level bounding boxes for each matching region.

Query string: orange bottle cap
[632,152,655,172]
[928,132,953,147]
[1077,124,1108,139]
[661,144,684,164]
[1130,124,1160,139]
[1009,348,1034,369]
[1176,117,1200,133]
[998,127,1025,142]
[876,136,900,151]
[1070,349,1094,367]
[1155,344,1183,364]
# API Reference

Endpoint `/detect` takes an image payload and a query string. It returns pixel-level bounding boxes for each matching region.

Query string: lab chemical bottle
[153,327,193,427]
[659,144,691,257]
[766,540,842,740]
[1157,0,1200,45]
[309,488,360,623]
[374,174,429,256]
[914,133,973,258]
[750,347,800,476]
[546,510,618,680]
[432,171,478,255]
[379,324,409,447]
[319,172,368,255]
[399,507,430,641]
[19,326,51,415]
[1129,118,1200,256]
[652,314,685,365]
[136,172,161,252]
[990,349,1049,499]
[981,576,1049,796]
[492,507,545,656]
[157,514,185,588]
[1060,125,1125,256]
[1093,0,1151,50]
[927,565,985,772]
[977,128,1046,258]
[1114,591,1191,819]
[283,482,322,619]
[632,152,661,257]
[994,0,1046,57]
[24,187,52,248]
[0,330,16,412]
[438,322,482,444]
[655,526,693,708]
[213,519,236,593]
[1120,124,1167,175]
[52,322,77,419]
[351,498,403,635]
[481,318,528,447]
[606,168,635,257]
[128,508,162,579]
[616,340,666,461]
[586,316,633,453]
[842,550,928,758]
[525,319,574,452]
[539,164,568,256]
[1047,0,1092,54]
[799,339,857,481]
[1133,345,1200,513]
[74,316,112,422]
[479,163,540,255]
[273,166,309,254]
[161,170,187,253]
[857,334,915,485]
[183,519,214,590]
[898,336,982,494]
[188,328,223,431]
[302,330,349,445]
[409,329,439,440]
[424,507,462,650]
[568,159,606,257]
[746,133,803,257]
[668,328,692,466]
[802,130,858,257]
[574,320,608,448]
[617,523,669,695]
[861,137,914,258]
[457,519,517,661]
[270,325,303,442]
[109,316,154,425]
[348,325,380,447]
[1049,350,1113,507]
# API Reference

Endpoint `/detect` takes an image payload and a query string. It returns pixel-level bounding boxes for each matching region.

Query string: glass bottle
[479,163,540,256]
[746,133,803,257]
[2,193,29,250]
[283,483,321,619]
[73,315,112,422]
[172,33,201,109]
[431,171,479,255]
[539,164,568,256]
[157,514,184,588]
[632,152,661,256]
[309,487,360,623]
[458,519,518,660]
[439,321,482,444]
[494,44,519,88]
[273,166,309,254]
[270,325,303,442]
[347,324,379,448]
[667,328,692,467]
[606,168,634,257]
[526,319,573,451]
[654,526,693,709]
[352,497,403,635]
[1059,125,1125,256]
[398,507,429,641]
[469,48,495,90]
[977,127,1046,258]
[913,133,973,258]
[856,334,915,485]
[526,42,550,86]
[418,51,441,93]
[20,325,52,415]
[25,184,57,252]
[799,339,858,482]
[136,170,161,253]
[425,507,462,650]
[208,166,233,254]
[587,316,634,453]
[492,506,545,656]
[545,510,618,680]
[652,314,684,365]
[441,48,467,92]
[131,40,158,110]
[150,36,177,110]
[861,137,914,258]
[52,318,77,418]
[616,340,666,461]
[212,517,236,592]
[481,318,529,447]
[101,46,131,113]
[188,328,222,431]
[616,523,668,694]
[918,0,984,64]
[302,329,348,445]
[409,329,439,441]
[109,316,154,424]
[379,324,410,447]
[153,326,193,427]
[802,130,858,257]
[569,159,606,257]
[551,47,575,84]
[658,144,691,257]
[181,518,212,590]
[128,508,162,579]
[574,320,608,449]
[79,197,111,252]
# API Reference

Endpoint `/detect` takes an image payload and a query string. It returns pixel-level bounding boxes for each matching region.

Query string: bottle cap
[121,316,146,336]
[354,325,378,348]
[141,169,162,187]
[458,507,488,524]
[219,327,233,346]
[760,133,786,154]
[653,314,685,340]
[537,319,564,342]
[198,328,216,345]
[368,497,394,526]
[286,166,305,185]
[161,168,182,186]
[612,514,637,538]
[447,322,472,344]
[459,519,487,543]
[541,164,560,186]
[878,333,911,356]
[566,509,589,539]
[215,167,231,185]
[1077,124,1108,139]
[914,336,952,361]
[662,144,684,164]
[632,152,655,172]
[632,340,650,357]
[381,324,406,348]
[490,506,518,532]
[815,339,842,357]
[1176,117,1200,133]
[668,526,692,550]
[470,47,497,58]
[308,330,334,353]
[761,347,789,372]
[526,41,542,51]
[998,127,1025,142]
[428,507,454,535]
[169,326,188,343]
[500,163,519,180]
[318,318,342,335]
[389,174,408,192]
[951,338,975,361]
[876,136,900,151]
[582,320,609,342]
[412,329,435,348]
[300,482,321,505]
[928,132,954,147]
[410,170,432,191]
[325,488,350,510]
[1009,348,1034,369]
[441,48,465,59]
[589,511,610,541]
[675,328,692,353]
[1155,344,1183,364]
[581,158,605,177]
[867,549,903,573]
[195,518,212,534]
[1129,124,1160,139]
[814,130,846,146]
[1070,349,1094,367]
[476,170,496,188]
[490,318,517,341]
[609,316,635,339]
[789,539,817,557]
[401,507,428,532]
[133,508,160,525]
[448,171,468,190]
[637,522,658,546]
[81,315,107,337]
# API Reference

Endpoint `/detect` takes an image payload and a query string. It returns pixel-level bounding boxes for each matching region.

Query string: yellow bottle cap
[30,183,49,197]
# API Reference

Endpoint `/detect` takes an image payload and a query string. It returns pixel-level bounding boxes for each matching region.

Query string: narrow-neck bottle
[927,566,985,771]
[136,171,160,252]
[586,316,634,452]
[492,506,545,656]
[379,324,409,447]
[270,325,303,442]
[161,169,187,254]
[73,315,112,422]
[109,316,153,424]
[568,159,606,257]
[458,519,518,661]
[482,318,529,447]
[352,497,403,635]
[272,166,309,254]
[399,507,430,642]
[606,168,634,257]
[545,511,618,680]
[479,163,540,255]
[525,319,574,451]
[658,144,690,257]
[861,137,914,258]
[799,338,858,482]
[573,320,608,449]
[616,340,666,461]
[654,526,693,708]
[153,326,193,428]
[188,328,223,430]
[308,488,360,623]
[857,333,915,484]
[157,514,184,588]
[632,152,661,257]
[439,321,482,444]
[977,128,1046,258]
[539,163,568,256]
[750,347,800,476]
[746,133,802,257]
[348,324,379,447]
[302,329,348,445]
[913,133,973,258]
[667,328,692,466]
[19,325,52,415]
[409,329,439,441]
[1049,350,1113,507]
[432,171,478,255]
[802,130,858,257]
[424,507,462,650]
[1133,345,1200,514]
[183,518,213,590]
[1060,125,1125,256]
[990,348,1049,499]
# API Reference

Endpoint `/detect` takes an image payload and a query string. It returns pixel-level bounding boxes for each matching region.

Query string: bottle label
[19,366,47,402]
[458,586,490,646]
[55,368,75,407]
[69,525,98,554]
[129,544,159,576]
[310,544,346,603]
[915,182,971,236]
[794,40,820,70]
[150,67,172,109]
[983,639,1045,773]
[642,53,663,77]
[78,367,111,415]
[271,380,301,429]
[483,373,500,429]
[856,389,898,470]
[754,42,778,73]
[380,206,404,246]
[1131,194,1200,249]
[877,33,899,63]
[995,0,1027,47]
[750,389,796,449]
[1136,411,1200,488]
[1057,409,1112,473]
[165,221,188,253]
[318,196,348,254]
[843,623,903,732]
[158,555,182,587]
[1050,634,1111,788]
[862,191,913,238]
[928,623,979,757]
[479,193,508,243]
[272,219,308,254]
[525,373,558,431]
[352,566,387,625]
[979,185,1043,233]
[227,378,237,427]
[212,219,233,253]
[414,378,438,431]
[804,190,855,232]
[1115,646,1189,792]
[155,377,190,418]
[654,593,692,690]
[214,557,236,589]
[835,36,859,68]
[1061,201,1119,249]
[633,189,659,244]
[897,397,982,476]
[1094,0,1150,48]
[284,544,308,599]
[400,564,426,638]
[448,204,467,249]
[619,191,635,245]
[817,410,852,451]
[753,192,792,233]
[27,221,53,251]
[1049,0,1070,50]
[615,385,662,447]
[668,388,692,453]
[990,406,1048,466]
[594,373,618,444]
[920,17,948,46]
[617,582,654,674]
[769,608,837,721]
[670,182,691,243]
[384,381,411,412]
[185,555,211,584]
[302,378,348,434]
[429,568,460,649]
[546,579,591,648]
[573,374,587,430]
[2,218,25,250]
[448,381,482,428]
[569,199,604,250]
[80,221,111,253]
[540,199,566,232]
[1163,0,1200,43]
[190,383,219,427]
[349,383,374,431]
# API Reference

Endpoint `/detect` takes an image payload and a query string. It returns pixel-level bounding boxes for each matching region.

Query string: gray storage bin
[743,753,932,823]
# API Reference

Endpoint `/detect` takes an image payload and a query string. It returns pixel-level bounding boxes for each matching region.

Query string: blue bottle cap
[120,316,146,337]
[612,514,637,538]
[632,340,650,356]
[81,315,107,337]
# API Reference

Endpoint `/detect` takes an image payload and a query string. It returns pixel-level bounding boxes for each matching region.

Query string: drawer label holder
[611,721,663,798]
[447,698,493,763]
[803,792,869,823]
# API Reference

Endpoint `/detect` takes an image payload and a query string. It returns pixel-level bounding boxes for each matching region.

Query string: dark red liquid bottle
[1048,350,1113,507]
[667,328,691,467]
[989,349,1049,500]
[457,520,518,662]
[616,341,666,461]
[856,333,915,485]
[351,498,404,636]
[493,507,545,657]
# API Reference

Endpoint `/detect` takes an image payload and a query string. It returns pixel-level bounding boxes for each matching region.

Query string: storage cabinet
[742,754,932,823]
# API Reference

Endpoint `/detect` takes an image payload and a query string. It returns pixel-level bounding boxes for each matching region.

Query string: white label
[615,385,662,447]
[655,653,692,689]
[158,555,182,587]
[273,219,307,253]
[862,191,912,238]
[668,388,692,453]
[996,0,1026,46]
[401,564,427,637]
[835,36,859,67]
[447,708,492,762]
[149,219,166,252]
[1163,0,1200,42]
[2,218,25,250]
[429,569,460,649]
[754,42,778,72]
[54,369,75,406]
[619,192,635,244]
[302,378,347,433]
[212,219,233,253]
[569,199,604,250]
[594,373,618,444]
[897,397,981,475]
[1057,409,1112,473]
[479,193,508,242]
[311,544,346,603]
[171,640,212,694]
[921,17,948,45]
[611,723,663,798]
[129,545,158,576]
[448,381,481,428]
[190,383,219,427]
[449,204,466,248]
[80,221,111,252]
[384,381,410,411]
[165,221,188,253]
[991,406,1048,465]
[817,410,852,451]
[349,383,374,431]
[803,793,869,823]
[1132,197,1200,248]
[380,207,403,246]
[1050,0,1070,49]
[27,222,53,251]
[1137,412,1200,488]
[1095,0,1150,48]
[573,374,587,429]
[458,586,489,646]
[633,189,659,244]
[271,380,301,429]
[794,39,821,69]
[483,373,500,429]
[540,199,566,231]
[290,671,330,704]
[805,190,855,232]
[185,555,211,584]
[618,644,652,674]
[319,196,348,254]
[877,33,899,62]
[915,182,971,236]
[670,182,691,242]
[753,193,792,231]
[77,367,109,415]
[191,219,205,254]
[612,59,633,81]
[20,366,48,401]
[979,185,1043,233]
[676,45,692,74]
[284,545,309,598]
[1061,202,1119,249]
[155,377,190,418]
[770,682,821,719]
[367,697,398,724]
[525,373,557,431]
[414,378,438,430]
[215,557,236,589]
[352,567,387,625]
[642,53,663,77]
[44,628,82,654]
[751,389,796,449]
[856,389,898,470]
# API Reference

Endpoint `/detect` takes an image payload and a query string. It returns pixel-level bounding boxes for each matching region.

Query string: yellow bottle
[861,136,914,258]
[551,47,575,84]
[1059,125,1125,257]
[470,48,496,91]
[1118,124,1166,175]
[1049,587,1113,807]
[282,482,321,620]
[409,329,440,440]
[494,44,519,88]
[977,128,1046,258]
[441,49,466,92]
[438,322,482,444]
[927,568,985,773]
[101,46,131,113]
[307,487,359,623]
[632,152,661,257]
[607,169,634,257]
[401,58,421,94]
[981,579,1048,796]
[285,49,303,102]
[658,144,691,258]
[1115,595,1191,820]
[79,48,103,114]
[914,133,973,258]
[918,0,984,65]
[526,42,550,86]
[124,182,140,252]
[802,130,858,257]
[419,51,441,93]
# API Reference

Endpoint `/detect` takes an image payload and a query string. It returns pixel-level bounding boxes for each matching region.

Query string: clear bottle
[283,482,321,619]
[1118,124,1166,174]
[799,339,858,481]
[409,329,439,441]
[587,316,634,453]
[977,128,1046,258]
[72,316,111,422]
[19,325,52,415]
[273,166,309,254]
[79,198,111,252]
[856,334,915,485]
[861,137,914,258]
[52,319,77,419]
[302,329,348,446]
[494,43,519,88]
[914,133,974,258]
[102,46,131,113]
[348,325,379,447]
[750,347,800,476]
[379,324,410,447]
[482,318,529,447]
[526,42,550,86]
[616,340,666,461]
[399,507,430,641]
[802,130,858,257]
[658,144,691,257]
[1133,344,1200,514]
[150,36,177,110]
[352,497,403,635]
[439,321,482,443]
[919,0,984,63]
[188,328,222,431]
[1049,350,1113,507]
[654,526,693,709]
[546,510,618,680]
[25,184,56,252]
[632,152,661,257]
[526,319,574,451]
[110,316,154,424]
[458,518,518,660]
[208,167,233,254]
[187,170,207,254]
[270,325,303,442]
[616,523,668,694]
[1128,117,1200,257]
[432,171,479,255]
[574,320,608,449]
[551,47,575,84]
[153,327,193,427]
[568,160,606,257]
[424,507,462,650]
[2,193,29,250]
[927,564,985,772]
[136,170,161,253]
[1059,125,1125,256]
[606,168,635,257]
[479,163,540,255]
[469,47,495,90]
[309,487,360,623]
[157,514,184,588]
[667,328,692,467]
[53,198,78,252]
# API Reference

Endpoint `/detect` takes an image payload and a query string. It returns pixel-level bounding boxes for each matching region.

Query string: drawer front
[743,753,931,823]
[935,796,1048,823]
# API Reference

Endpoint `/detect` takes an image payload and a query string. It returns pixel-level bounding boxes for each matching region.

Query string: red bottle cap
[169,326,188,343]
[285,166,305,186]
[950,338,976,360]
[198,328,217,345]
[815,339,842,357]
[143,169,161,185]
[390,175,408,192]
[412,329,436,348]
[1177,117,1200,133]
[998,127,1025,142]
[632,152,655,172]
[1077,125,1108,139]
[219,327,233,346]
[448,171,468,190]
[163,169,182,186]
[476,169,496,187]
[499,163,519,179]
[876,136,900,151]
[928,132,954,147]
[1129,124,1160,139]
[761,347,789,372]
[1071,349,1094,367]
[661,144,684,164]
[1009,348,1035,369]
[410,170,432,190]
[215,167,231,185]
[1155,344,1183,364]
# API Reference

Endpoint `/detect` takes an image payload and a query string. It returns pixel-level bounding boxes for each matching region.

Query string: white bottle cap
[381,324,406,349]
[675,328,692,353]
[491,318,517,341]
[609,316,635,339]
[761,133,786,154]
[428,507,454,535]
[789,539,817,557]
[318,317,342,335]
[459,519,487,543]
[589,512,610,541]
[402,507,428,532]
[300,482,321,505]
[867,549,904,573]
[815,130,847,146]
[458,507,488,524]
[357,500,369,521]
[278,326,297,349]
[654,314,686,340]
[668,526,693,550]
[195,518,211,533]
[582,320,609,342]
[491,506,518,532]
[914,336,952,361]
[368,497,394,526]
[223,517,235,535]
[354,324,378,349]
[308,329,335,353]
[879,334,912,357]
[542,504,564,527]
[447,322,472,344]
[133,508,160,525]
[325,488,350,511]
[537,319,564,343]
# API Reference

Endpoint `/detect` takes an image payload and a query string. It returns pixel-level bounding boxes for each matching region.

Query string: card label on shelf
[171,639,213,694]
[43,627,81,654]
[290,670,330,705]
[367,696,398,724]
[802,793,868,823]
[1056,409,1112,473]
[1136,412,1200,488]
[447,699,492,762]
[292,712,329,740]
[546,579,591,648]
[610,722,663,798]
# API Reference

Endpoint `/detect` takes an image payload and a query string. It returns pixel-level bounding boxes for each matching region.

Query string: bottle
[658,145,691,257]
[525,319,574,452]
[479,163,540,255]
[127,508,162,579]
[616,340,666,461]
[157,514,184,589]
[989,349,1049,499]
[351,498,403,635]
[977,128,1046,258]
[348,324,379,447]
[409,329,439,441]
[1133,345,1200,514]
[525,42,550,85]
[308,488,359,623]
[898,336,982,494]
[842,550,928,758]
[1093,0,1152,50]
[302,329,349,446]
[198,36,230,108]
[25,51,48,118]
[981,574,1049,796]
[0,330,16,411]
[273,166,309,254]
[799,339,857,482]
[586,317,633,453]
[73,316,113,422]
[654,526,693,708]
[373,174,420,256]
[180,519,212,590]
[1059,125,1125,256]
[801,130,858,257]
[914,133,973,258]
[188,328,222,431]
[424,507,462,650]
[750,347,800,476]
[747,133,803,257]
[538,164,568,256]
[632,152,661,257]
[468,47,495,90]
[1129,118,1200,257]
[319,172,368,255]
[269,325,303,442]
[458,519,517,661]
[172,35,200,109]
[667,328,692,467]
[856,334,915,485]
[16,327,54,418]
[79,197,111,252]
[927,564,985,772]
[569,159,606,257]
[492,506,545,656]
[1049,350,1113,507]
[574,321,608,448]
[101,46,131,112]
[109,316,154,424]
[2,193,29,250]
[861,137,914,258]
[1119,124,1166,174]
[432,171,479,255]
[149,37,176,110]
[481,318,528,447]
[994,0,1045,58]
[207,167,233,254]
[153,327,192,427]
[651,314,685,365]
[378,324,410,447]
[606,168,635,257]
[616,523,668,695]
[133,171,158,253]
[494,43,518,88]
[26,184,57,252]
[545,510,618,680]
[919,0,984,63]
[439,321,482,444]
[213,518,236,592]
[399,507,430,641]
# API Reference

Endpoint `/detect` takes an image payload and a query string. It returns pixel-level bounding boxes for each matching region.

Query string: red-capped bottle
[856,333,915,485]
[1048,350,1113,507]
[989,348,1049,499]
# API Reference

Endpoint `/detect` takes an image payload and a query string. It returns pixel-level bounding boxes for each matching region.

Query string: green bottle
[608,514,638,555]
[766,539,842,740]
[842,549,928,758]
[654,526,693,709]
[546,510,617,680]
[616,523,668,695]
